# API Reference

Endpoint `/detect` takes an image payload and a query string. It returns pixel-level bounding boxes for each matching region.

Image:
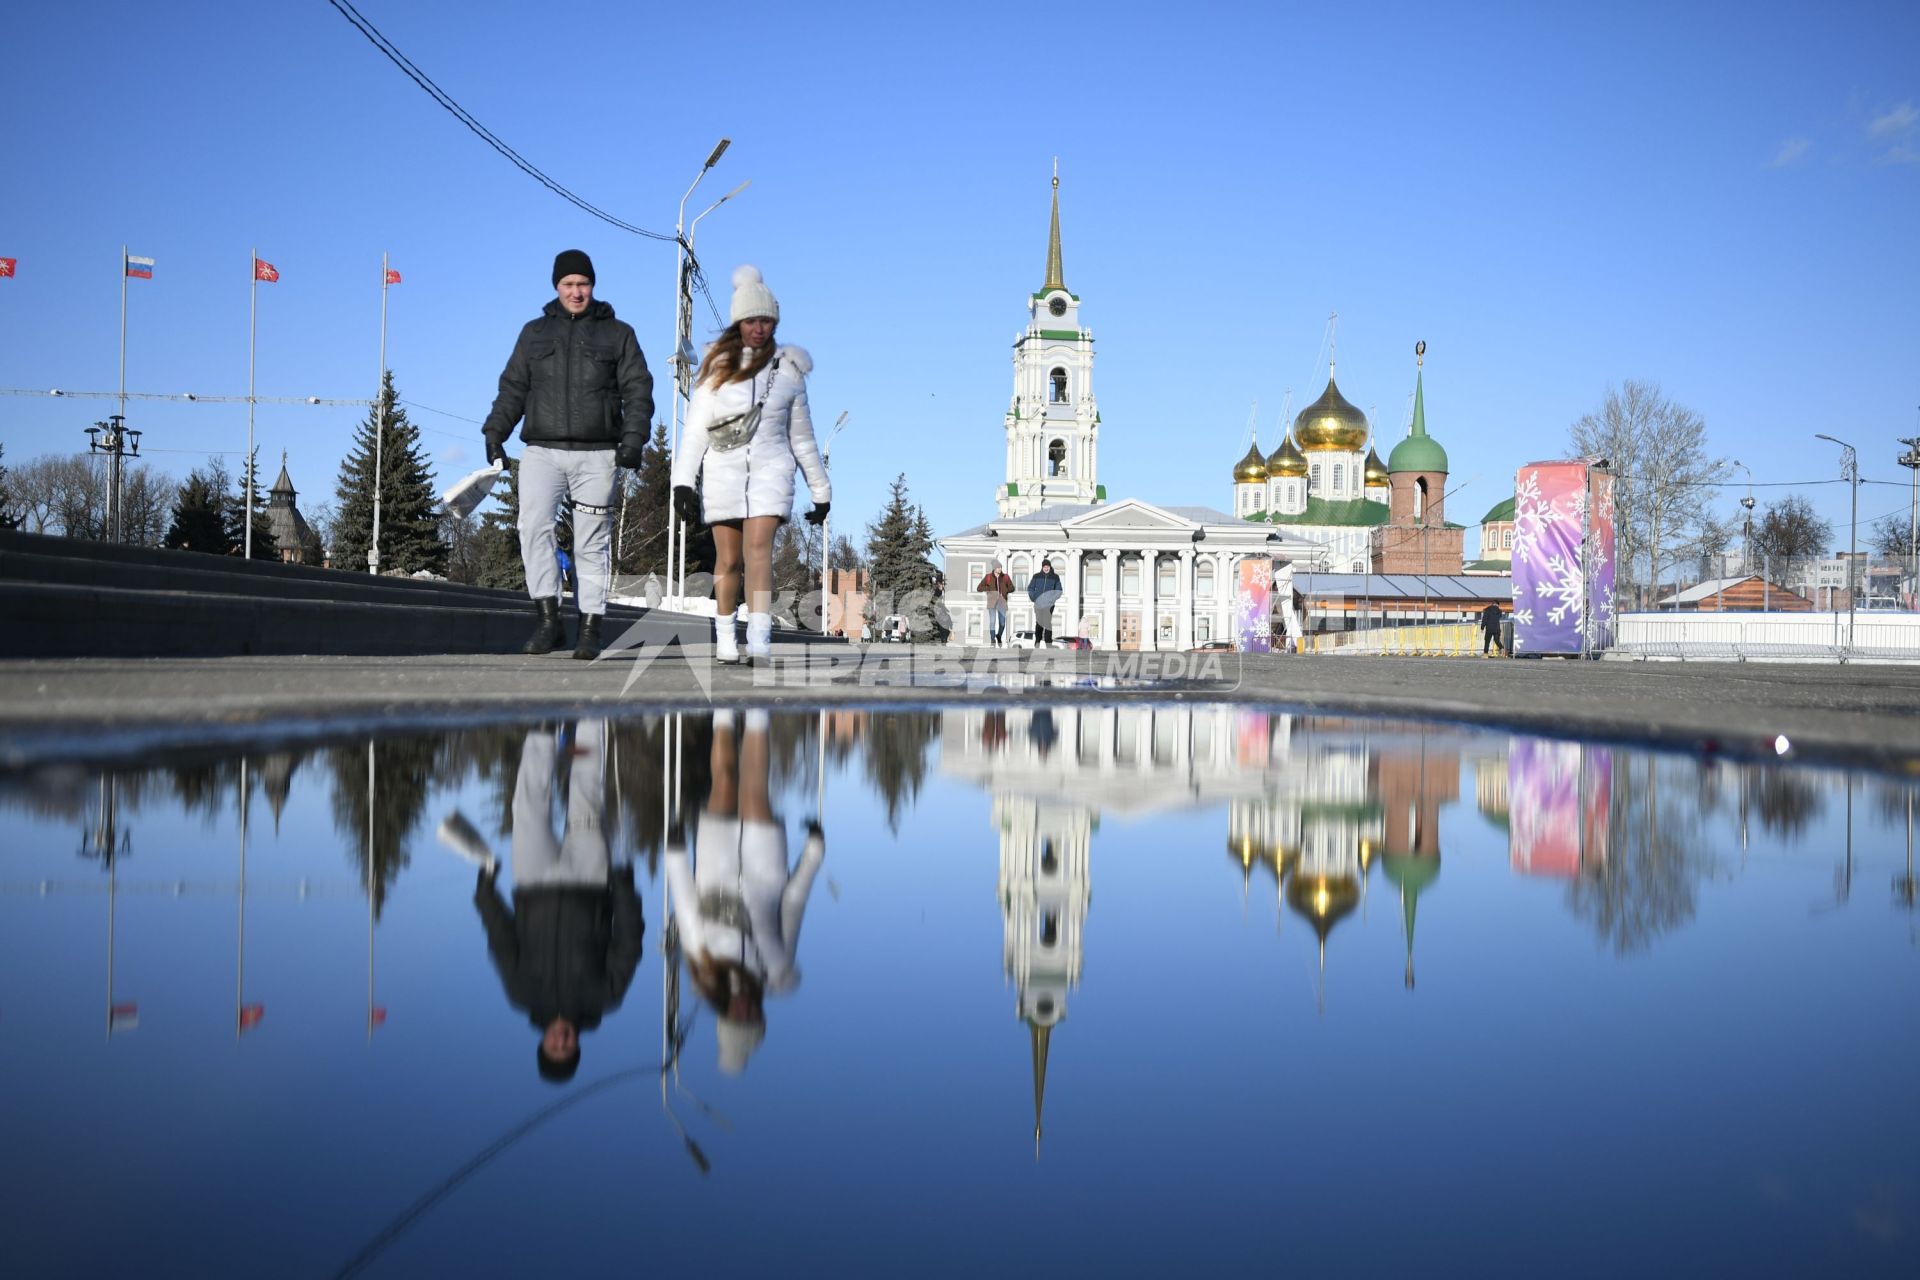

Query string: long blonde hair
[696,322,777,389]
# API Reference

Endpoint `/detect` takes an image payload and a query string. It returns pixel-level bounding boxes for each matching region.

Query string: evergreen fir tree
[864,474,940,633]
[472,458,526,591]
[617,421,673,575]
[332,371,448,575]
[165,460,232,553]
[227,447,277,559]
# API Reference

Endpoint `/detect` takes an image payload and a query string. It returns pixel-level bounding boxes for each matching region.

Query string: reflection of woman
[665,709,825,1073]
[671,266,831,665]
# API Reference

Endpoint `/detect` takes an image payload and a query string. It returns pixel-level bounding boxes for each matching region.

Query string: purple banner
[1236,560,1272,653]
[1513,460,1614,655]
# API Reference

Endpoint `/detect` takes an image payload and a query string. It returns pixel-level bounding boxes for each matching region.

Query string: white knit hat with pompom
[729,264,779,324]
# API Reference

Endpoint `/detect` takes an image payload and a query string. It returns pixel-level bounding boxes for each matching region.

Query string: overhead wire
[324,0,675,243]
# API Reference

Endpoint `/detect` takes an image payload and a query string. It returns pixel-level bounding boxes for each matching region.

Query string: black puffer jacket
[481,298,655,452]
[475,873,645,1031]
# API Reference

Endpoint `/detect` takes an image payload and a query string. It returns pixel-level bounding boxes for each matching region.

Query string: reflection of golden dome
[1266,434,1308,477]
[1233,442,1268,483]
[1285,873,1361,940]
[1363,447,1389,486]
[1293,377,1370,453]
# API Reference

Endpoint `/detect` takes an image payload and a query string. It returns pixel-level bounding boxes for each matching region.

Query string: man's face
[542,1016,579,1061]
[556,274,594,315]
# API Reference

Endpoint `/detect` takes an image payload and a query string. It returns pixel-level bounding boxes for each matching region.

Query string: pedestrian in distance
[481,250,655,660]
[977,559,1014,646]
[1480,600,1505,657]
[1028,558,1063,646]
[671,266,830,665]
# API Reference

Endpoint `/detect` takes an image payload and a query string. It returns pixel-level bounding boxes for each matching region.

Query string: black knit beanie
[552,249,595,287]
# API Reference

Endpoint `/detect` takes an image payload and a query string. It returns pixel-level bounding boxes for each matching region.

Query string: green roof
[1462,558,1512,573]
[1481,495,1516,524]
[1388,369,1449,474]
[1259,496,1391,528]
[1095,484,1107,500]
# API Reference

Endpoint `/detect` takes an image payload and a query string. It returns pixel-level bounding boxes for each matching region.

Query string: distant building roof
[1289,572,1513,602]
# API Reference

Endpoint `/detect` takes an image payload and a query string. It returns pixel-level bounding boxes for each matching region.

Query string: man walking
[1480,600,1505,657]
[977,559,1013,646]
[482,250,654,660]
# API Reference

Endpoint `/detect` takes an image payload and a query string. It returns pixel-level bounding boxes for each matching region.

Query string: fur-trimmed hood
[778,344,812,377]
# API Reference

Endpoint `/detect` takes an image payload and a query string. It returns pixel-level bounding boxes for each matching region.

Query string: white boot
[714,614,742,664]
[746,612,773,662]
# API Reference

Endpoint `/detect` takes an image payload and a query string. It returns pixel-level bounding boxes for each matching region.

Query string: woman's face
[740,316,776,348]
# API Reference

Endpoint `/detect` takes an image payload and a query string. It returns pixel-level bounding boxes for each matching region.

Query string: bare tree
[1568,381,1727,604]
[11,455,106,538]
[1751,494,1832,562]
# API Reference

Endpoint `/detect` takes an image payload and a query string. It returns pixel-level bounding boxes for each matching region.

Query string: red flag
[369,1007,389,1027]
[0,258,16,278]
[253,258,279,283]
[238,1003,266,1032]
[384,268,402,285]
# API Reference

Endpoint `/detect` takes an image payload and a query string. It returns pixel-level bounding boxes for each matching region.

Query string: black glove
[615,436,645,469]
[672,486,701,527]
[484,437,509,468]
[804,500,830,526]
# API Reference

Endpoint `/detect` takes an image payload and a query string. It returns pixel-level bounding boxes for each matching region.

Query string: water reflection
[4,705,1919,1273]
[666,709,826,1074]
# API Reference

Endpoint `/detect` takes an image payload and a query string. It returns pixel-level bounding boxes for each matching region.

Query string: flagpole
[117,245,128,544]
[246,247,257,560]
[372,253,388,575]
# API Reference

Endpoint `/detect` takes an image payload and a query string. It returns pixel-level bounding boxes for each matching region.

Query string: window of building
[1251,491,1264,511]
[1197,615,1212,642]
[1332,463,1344,494]
[1157,557,1176,596]
[969,561,984,587]
[1310,464,1322,492]
[1121,556,1141,596]
[968,612,982,640]
[1085,560,1104,595]
[1197,560,1215,598]
[1503,530,1512,550]
[1011,556,1030,591]
[1415,476,1429,522]
[1050,368,1068,403]
[1048,439,1067,477]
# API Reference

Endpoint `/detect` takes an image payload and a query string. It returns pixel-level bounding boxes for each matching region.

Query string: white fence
[1611,611,1920,663]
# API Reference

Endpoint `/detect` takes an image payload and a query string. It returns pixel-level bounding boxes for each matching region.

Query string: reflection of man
[666,709,825,1074]
[475,720,644,1083]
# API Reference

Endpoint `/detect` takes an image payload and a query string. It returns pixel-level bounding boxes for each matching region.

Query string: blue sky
[4,0,1917,554]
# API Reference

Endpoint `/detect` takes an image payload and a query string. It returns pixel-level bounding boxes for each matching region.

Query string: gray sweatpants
[512,721,611,888]
[519,445,616,616]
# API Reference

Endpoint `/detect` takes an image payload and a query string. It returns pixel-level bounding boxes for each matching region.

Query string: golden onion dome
[1233,442,1268,483]
[1293,376,1370,453]
[1363,447,1389,485]
[1265,433,1308,477]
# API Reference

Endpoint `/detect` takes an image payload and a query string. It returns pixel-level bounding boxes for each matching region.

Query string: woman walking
[1028,558,1064,646]
[672,266,831,663]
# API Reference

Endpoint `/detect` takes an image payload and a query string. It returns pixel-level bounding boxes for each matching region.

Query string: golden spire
[1043,160,1066,294]
[1031,1021,1051,1159]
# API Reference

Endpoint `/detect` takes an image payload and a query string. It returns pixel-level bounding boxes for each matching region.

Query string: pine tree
[332,371,448,576]
[472,458,526,591]
[864,474,940,634]
[617,421,672,575]
[165,460,232,553]
[0,444,20,531]
[227,447,277,559]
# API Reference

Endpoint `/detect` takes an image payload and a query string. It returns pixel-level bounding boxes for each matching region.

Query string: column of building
[1102,549,1120,650]
[1141,552,1158,652]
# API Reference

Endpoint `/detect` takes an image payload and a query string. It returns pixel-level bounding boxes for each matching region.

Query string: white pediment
[1059,498,1195,532]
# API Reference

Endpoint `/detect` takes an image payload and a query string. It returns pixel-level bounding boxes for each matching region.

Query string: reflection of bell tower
[997,793,1091,1155]
[1375,740,1459,989]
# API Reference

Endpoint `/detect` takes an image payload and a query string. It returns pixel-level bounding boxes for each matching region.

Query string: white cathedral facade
[938,173,1302,650]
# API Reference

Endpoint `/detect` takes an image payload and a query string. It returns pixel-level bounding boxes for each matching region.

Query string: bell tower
[1000,163,1101,518]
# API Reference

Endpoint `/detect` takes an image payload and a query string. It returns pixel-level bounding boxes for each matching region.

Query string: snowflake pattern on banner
[1512,461,1614,654]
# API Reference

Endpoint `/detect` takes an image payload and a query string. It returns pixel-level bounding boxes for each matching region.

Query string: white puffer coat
[673,345,830,522]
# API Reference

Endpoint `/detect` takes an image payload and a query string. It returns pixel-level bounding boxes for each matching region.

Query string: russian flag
[125,255,154,280]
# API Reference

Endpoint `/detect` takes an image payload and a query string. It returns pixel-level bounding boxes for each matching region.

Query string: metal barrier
[1612,612,1920,663]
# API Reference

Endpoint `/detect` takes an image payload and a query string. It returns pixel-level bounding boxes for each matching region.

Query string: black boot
[572,614,604,661]
[523,599,564,655]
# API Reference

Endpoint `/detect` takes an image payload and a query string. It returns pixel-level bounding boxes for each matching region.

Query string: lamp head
[704,138,731,169]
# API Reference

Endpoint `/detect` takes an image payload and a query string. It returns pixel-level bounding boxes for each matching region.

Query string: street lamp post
[1814,433,1859,649]
[666,139,735,609]
[818,412,849,635]
[1898,432,1919,608]
[1732,460,1754,577]
[85,416,142,544]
